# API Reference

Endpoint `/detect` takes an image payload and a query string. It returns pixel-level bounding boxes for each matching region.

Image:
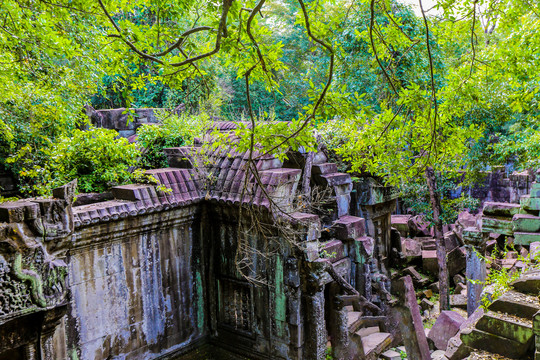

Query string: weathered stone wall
[67,206,205,359]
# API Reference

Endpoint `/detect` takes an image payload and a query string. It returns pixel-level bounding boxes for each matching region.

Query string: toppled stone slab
[513,213,540,233]
[476,310,533,344]
[380,349,401,360]
[514,231,540,246]
[488,290,540,321]
[403,266,429,287]
[428,310,466,350]
[510,271,540,295]
[444,231,461,251]
[482,217,514,236]
[420,298,434,312]
[483,202,521,217]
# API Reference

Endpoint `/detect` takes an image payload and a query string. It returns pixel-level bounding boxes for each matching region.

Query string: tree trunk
[425,166,450,310]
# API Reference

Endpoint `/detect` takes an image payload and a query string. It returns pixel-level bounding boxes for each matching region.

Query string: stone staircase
[346,306,392,359]
[456,270,540,359]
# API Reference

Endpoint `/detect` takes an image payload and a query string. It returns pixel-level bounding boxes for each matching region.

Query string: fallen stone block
[482,217,514,236]
[403,266,429,287]
[444,307,483,360]
[402,238,422,261]
[391,214,411,237]
[530,242,540,260]
[408,215,432,237]
[428,310,466,350]
[431,349,447,360]
[521,195,540,211]
[422,250,438,275]
[419,237,437,250]
[513,213,540,233]
[444,231,461,251]
[483,201,521,217]
[380,349,401,360]
[453,274,465,285]
[447,247,466,277]
[514,232,540,246]
[450,294,467,309]
[333,215,365,240]
[457,210,479,229]
[455,283,466,295]
[430,282,440,294]
[420,298,434,312]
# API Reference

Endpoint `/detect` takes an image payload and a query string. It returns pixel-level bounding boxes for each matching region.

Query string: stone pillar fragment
[463,227,487,316]
[394,275,431,360]
[304,289,326,360]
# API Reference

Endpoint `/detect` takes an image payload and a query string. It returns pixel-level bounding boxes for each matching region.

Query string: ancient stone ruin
[0,117,402,359]
[2,110,540,360]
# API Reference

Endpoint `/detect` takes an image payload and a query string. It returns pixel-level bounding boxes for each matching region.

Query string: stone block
[444,231,461,251]
[453,274,465,285]
[316,172,352,187]
[514,214,540,233]
[0,201,39,223]
[450,294,467,309]
[391,215,411,237]
[482,217,514,236]
[290,212,321,241]
[420,238,437,250]
[430,282,440,294]
[515,232,540,246]
[333,215,365,240]
[402,238,422,261]
[112,184,157,201]
[408,215,432,237]
[422,250,438,275]
[455,283,466,295]
[461,328,530,359]
[530,242,540,260]
[381,349,401,360]
[320,240,345,262]
[476,310,533,344]
[489,291,540,319]
[428,310,466,350]
[483,201,521,217]
[444,307,484,360]
[522,195,540,211]
[447,247,466,277]
[420,298,434,312]
[311,162,338,176]
[403,266,429,287]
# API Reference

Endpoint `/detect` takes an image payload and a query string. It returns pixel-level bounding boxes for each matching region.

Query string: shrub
[137,111,211,169]
[8,127,140,195]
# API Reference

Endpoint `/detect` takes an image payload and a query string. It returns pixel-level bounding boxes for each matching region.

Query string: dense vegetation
[1,0,539,219]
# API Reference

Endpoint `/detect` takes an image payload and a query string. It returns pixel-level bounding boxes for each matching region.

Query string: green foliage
[136,111,212,169]
[7,128,140,195]
[400,177,480,225]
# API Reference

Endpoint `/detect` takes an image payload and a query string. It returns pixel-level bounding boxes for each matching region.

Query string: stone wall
[67,206,205,359]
